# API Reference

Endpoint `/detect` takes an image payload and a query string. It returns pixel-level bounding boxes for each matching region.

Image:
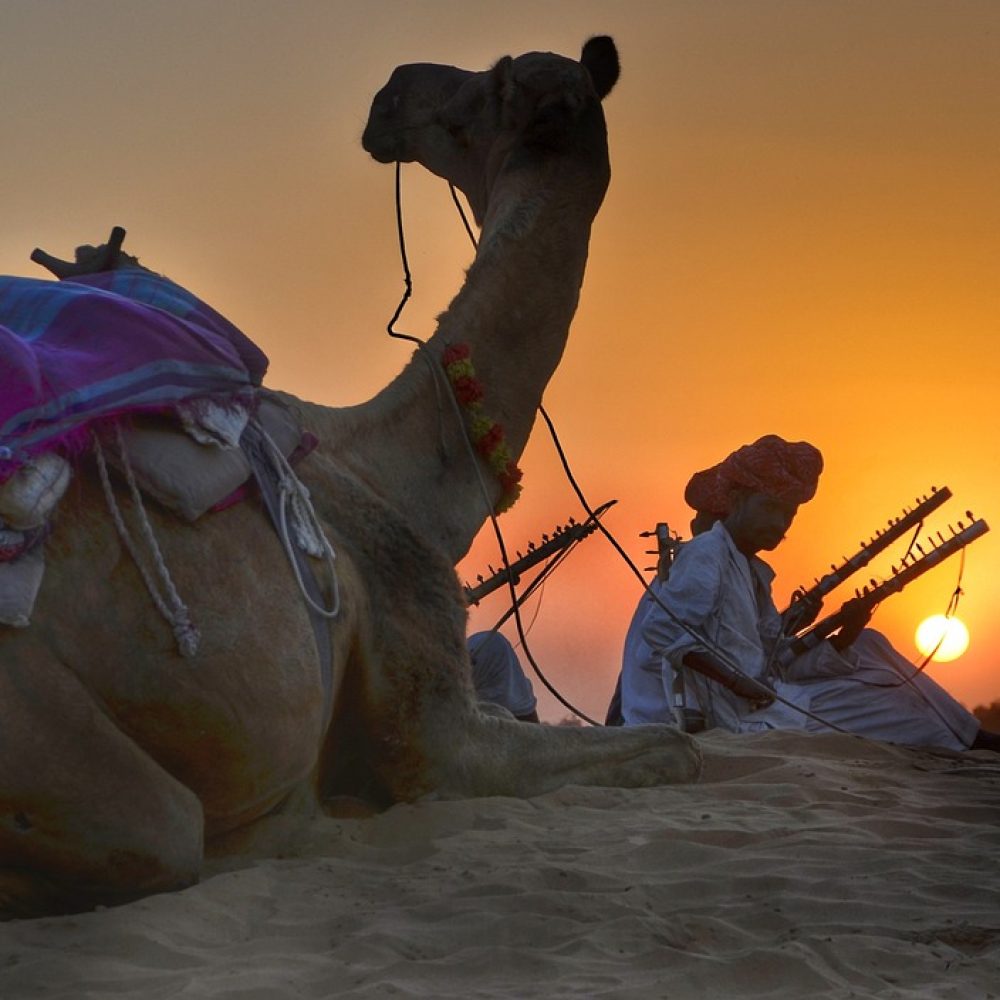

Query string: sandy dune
[2,729,999,998]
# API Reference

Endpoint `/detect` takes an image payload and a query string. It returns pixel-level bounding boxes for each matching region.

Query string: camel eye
[440,118,470,146]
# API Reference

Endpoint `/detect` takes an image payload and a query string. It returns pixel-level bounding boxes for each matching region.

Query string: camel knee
[1,775,204,915]
[87,814,204,896]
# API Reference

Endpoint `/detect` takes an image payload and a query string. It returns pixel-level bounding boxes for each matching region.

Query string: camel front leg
[0,646,204,918]
[356,616,701,800]
[337,507,701,803]
[427,710,702,799]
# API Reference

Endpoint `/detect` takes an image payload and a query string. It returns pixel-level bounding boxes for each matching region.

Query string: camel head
[362,36,620,225]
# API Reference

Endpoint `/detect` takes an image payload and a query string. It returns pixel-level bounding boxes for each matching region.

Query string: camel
[0,36,700,918]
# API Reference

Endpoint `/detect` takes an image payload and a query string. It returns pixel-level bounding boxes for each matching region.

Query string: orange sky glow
[2,1,997,722]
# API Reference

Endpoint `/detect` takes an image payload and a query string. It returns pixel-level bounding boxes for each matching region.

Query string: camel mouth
[361,126,406,164]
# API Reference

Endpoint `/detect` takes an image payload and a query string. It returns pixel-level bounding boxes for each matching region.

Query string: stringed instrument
[784,487,951,629]
[784,512,989,660]
[463,500,615,606]
[640,522,683,582]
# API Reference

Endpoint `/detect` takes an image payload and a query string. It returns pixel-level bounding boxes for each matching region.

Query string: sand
[2,729,999,999]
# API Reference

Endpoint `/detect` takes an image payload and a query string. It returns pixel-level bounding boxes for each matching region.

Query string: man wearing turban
[617,435,998,752]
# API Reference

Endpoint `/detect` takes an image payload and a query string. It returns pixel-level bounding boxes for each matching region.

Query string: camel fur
[0,36,700,918]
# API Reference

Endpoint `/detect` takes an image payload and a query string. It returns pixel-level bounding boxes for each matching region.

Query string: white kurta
[620,521,978,751]
[467,631,537,718]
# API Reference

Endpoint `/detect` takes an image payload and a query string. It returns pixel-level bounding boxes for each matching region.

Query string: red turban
[684,435,823,517]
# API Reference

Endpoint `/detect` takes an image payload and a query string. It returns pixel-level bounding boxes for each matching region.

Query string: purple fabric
[0,269,269,478]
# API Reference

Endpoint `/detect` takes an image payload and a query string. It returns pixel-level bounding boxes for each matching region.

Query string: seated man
[619,434,1000,752]
[468,630,539,722]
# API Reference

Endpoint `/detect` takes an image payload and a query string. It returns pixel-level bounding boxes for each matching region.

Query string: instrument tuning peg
[854,587,861,598]
[476,574,484,583]
[891,565,898,575]
[916,542,925,555]
[527,541,535,551]
[966,510,973,520]
[831,563,837,571]
[870,578,878,589]
[516,550,524,560]
[936,531,945,544]
[488,564,496,574]
[542,533,550,543]
[568,517,577,526]
[955,521,964,532]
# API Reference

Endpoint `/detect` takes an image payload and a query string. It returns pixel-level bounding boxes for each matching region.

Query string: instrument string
[442,176,848,732]
[386,168,601,724]
[823,549,971,746]
[396,170,979,738]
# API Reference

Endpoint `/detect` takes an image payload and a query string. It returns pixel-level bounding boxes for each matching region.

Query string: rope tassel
[93,426,201,658]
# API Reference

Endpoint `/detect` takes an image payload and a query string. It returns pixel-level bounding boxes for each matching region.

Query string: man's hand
[727,672,777,710]
[782,591,823,634]
[829,597,873,652]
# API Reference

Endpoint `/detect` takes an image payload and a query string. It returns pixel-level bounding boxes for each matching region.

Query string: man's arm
[682,650,776,708]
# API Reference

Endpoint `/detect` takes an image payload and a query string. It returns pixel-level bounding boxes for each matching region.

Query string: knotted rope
[93,424,200,657]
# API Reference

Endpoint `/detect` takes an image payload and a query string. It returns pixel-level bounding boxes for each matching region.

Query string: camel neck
[323,137,609,563]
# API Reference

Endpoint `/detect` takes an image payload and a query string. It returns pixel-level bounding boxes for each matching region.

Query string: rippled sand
[3,729,999,998]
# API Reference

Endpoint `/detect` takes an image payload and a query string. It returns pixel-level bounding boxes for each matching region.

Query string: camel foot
[425,714,702,800]
[0,868,196,921]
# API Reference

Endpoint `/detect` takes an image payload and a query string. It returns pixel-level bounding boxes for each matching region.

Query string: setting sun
[914,615,970,663]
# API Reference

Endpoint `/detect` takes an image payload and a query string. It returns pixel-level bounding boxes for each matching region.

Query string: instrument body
[784,488,951,630]
[463,501,614,606]
[785,515,988,660]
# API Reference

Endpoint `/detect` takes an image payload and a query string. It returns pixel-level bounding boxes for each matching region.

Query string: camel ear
[580,36,619,100]
[490,54,516,119]
[440,57,513,134]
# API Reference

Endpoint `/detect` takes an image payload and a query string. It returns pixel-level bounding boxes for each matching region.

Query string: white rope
[253,421,341,620]
[92,427,201,657]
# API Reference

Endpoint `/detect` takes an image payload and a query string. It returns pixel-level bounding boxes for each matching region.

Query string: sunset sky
[2,1,997,722]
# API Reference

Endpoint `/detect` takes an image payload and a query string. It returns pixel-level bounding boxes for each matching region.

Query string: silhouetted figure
[618,435,1000,752]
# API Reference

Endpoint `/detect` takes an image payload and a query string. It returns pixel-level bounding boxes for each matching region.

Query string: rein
[386,166,885,736]
[388,165,603,725]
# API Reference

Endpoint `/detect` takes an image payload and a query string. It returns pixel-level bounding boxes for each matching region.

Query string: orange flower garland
[442,343,523,513]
